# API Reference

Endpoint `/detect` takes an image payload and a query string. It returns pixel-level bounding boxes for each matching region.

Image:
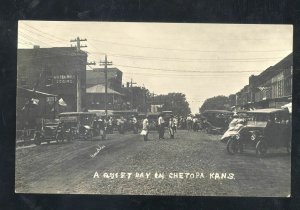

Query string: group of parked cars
[16,110,174,146]
[194,108,291,157]
[200,108,291,157]
[15,112,107,146]
[223,108,291,157]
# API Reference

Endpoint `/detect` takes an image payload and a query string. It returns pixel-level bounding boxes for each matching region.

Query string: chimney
[33,45,40,49]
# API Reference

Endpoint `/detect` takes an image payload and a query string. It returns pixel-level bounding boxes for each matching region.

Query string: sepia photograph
[15,21,293,196]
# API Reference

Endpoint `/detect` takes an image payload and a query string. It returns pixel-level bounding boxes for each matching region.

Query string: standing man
[187,115,193,131]
[169,115,176,139]
[142,115,149,141]
[158,114,165,139]
[131,115,138,134]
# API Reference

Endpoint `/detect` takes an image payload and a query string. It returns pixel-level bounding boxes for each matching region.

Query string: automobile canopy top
[58,112,96,116]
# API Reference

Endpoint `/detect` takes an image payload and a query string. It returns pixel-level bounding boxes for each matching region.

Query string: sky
[18,21,293,113]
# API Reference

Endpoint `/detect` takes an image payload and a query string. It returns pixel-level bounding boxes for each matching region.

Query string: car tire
[287,141,291,154]
[227,137,239,155]
[56,134,63,143]
[256,140,267,157]
[206,127,211,134]
[34,134,41,146]
[87,131,93,140]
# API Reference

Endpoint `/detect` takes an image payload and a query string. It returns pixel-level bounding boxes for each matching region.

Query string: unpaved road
[15,130,290,196]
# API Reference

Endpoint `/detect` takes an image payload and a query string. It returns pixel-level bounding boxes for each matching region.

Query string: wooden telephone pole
[70,37,87,112]
[100,55,112,118]
[130,78,137,110]
[70,37,95,112]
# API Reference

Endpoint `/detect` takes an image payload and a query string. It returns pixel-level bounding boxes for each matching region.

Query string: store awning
[17,87,57,98]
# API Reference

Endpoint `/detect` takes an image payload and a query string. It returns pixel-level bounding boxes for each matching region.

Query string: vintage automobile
[33,118,75,145]
[220,111,250,142]
[111,110,139,134]
[58,112,97,140]
[148,112,160,130]
[226,108,291,157]
[200,110,233,134]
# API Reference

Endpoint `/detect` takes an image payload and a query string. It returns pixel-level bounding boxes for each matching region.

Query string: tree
[199,95,230,113]
[154,92,191,117]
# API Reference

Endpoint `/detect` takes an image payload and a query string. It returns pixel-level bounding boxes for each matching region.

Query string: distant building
[86,68,123,92]
[235,53,293,109]
[17,47,87,113]
[86,84,126,110]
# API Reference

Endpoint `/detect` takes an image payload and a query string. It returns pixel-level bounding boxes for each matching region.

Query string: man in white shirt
[169,115,176,139]
[142,116,149,141]
[158,114,165,139]
[187,115,193,131]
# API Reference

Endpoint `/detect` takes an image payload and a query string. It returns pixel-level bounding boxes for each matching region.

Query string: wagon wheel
[256,140,267,157]
[226,138,239,155]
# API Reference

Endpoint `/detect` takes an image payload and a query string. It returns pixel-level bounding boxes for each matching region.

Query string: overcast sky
[18,21,293,113]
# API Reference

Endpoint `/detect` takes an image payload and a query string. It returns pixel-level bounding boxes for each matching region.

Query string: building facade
[234,53,292,110]
[17,47,88,113]
[86,68,123,92]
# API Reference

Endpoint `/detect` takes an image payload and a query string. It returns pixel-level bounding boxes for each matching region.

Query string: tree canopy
[199,95,231,113]
[153,92,191,117]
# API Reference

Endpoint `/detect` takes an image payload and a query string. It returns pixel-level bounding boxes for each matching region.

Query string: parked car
[200,110,233,134]
[58,112,97,140]
[34,118,74,145]
[220,111,250,142]
[226,108,291,157]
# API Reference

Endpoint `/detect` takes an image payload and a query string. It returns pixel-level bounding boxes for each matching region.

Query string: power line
[89,38,291,53]
[21,22,69,43]
[115,64,262,73]
[123,71,256,77]
[19,28,67,44]
[89,51,285,63]
[18,31,54,48]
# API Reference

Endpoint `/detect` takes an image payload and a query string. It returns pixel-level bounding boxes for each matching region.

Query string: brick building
[17,47,87,114]
[234,53,292,110]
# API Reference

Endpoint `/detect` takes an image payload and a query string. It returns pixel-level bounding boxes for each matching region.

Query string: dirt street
[15,130,290,196]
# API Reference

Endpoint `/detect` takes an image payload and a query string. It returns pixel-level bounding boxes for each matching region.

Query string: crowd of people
[92,113,228,141]
[141,114,177,141]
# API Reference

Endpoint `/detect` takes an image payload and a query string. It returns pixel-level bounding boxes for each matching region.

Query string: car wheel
[206,127,211,134]
[287,141,291,154]
[87,131,93,140]
[56,134,63,143]
[227,137,239,155]
[239,143,244,153]
[256,140,267,157]
[34,134,41,145]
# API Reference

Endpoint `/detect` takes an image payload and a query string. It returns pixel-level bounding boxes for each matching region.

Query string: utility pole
[142,84,147,115]
[100,55,113,118]
[130,78,137,110]
[70,37,87,112]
